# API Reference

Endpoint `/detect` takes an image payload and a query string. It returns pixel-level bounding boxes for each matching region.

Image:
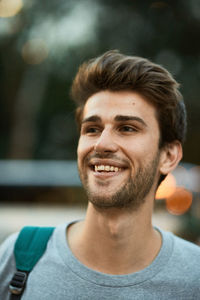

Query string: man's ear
[159,141,183,175]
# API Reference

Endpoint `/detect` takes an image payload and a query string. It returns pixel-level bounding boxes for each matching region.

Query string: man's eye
[87,127,98,133]
[120,126,137,132]
[83,127,100,134]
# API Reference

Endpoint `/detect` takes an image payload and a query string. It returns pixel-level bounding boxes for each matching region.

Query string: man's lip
[88,159,128,169]
[92,170,125,179]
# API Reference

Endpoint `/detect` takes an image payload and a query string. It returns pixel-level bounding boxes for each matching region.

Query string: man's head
[71,50,187,209]
[71,50,187,148]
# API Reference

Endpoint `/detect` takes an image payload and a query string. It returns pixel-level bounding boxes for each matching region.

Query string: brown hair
[71,50,187,147]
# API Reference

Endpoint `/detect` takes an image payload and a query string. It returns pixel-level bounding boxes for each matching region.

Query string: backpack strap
[9,226,55,300]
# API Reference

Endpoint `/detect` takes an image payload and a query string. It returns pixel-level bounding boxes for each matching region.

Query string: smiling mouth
[91,165,123,173]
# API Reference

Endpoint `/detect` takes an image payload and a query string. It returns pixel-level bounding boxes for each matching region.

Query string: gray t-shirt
[0,222,200,299]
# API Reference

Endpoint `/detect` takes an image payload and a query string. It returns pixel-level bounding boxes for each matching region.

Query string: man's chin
[88,192,115,205]
[86,188,133,209]
[88,197,124,210]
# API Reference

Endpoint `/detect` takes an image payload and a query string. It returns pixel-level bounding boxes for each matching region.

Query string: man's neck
[67,202,162,275]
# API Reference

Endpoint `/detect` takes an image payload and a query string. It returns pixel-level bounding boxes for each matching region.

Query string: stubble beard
[79,152,160,211]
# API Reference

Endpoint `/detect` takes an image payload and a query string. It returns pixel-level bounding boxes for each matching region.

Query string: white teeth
[94,165,121,172]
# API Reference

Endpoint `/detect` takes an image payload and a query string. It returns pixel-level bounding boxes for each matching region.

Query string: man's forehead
[82,90,157,125]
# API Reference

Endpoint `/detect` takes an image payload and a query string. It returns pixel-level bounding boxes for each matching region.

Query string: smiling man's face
[77,90,162,210]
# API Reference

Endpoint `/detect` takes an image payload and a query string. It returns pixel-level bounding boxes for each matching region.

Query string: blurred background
[0,0,199,245]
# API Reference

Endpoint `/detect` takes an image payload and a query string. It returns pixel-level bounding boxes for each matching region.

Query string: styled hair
[71,50,187,147]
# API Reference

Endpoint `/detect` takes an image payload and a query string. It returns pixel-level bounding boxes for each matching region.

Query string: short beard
[79,152,160,211]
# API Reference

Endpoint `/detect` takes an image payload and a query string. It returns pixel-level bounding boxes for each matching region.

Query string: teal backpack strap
[14,226,55,271]
[9,226,55,300]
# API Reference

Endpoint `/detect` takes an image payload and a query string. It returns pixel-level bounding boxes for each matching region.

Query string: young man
[0,50,200,299]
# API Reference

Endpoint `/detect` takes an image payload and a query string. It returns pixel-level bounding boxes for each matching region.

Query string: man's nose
[94,129,118,153]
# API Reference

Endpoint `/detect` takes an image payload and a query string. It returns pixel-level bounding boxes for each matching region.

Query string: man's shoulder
[164,230,200,274]
[0,232,18,259]
[172,232,200,255]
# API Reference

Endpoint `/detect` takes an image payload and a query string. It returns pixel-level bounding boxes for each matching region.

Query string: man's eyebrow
[81,114,147,127]
[114,115,147,127]
[81,115,101,124]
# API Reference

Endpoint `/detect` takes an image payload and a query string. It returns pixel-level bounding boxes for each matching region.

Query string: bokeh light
[0,0,23,18]
[155,173,176,199]
[166,187,192,215]
[21,39,48,65]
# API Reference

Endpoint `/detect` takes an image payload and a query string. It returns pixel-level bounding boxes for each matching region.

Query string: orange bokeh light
[155,173,176,199]
[166,187,192,215]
